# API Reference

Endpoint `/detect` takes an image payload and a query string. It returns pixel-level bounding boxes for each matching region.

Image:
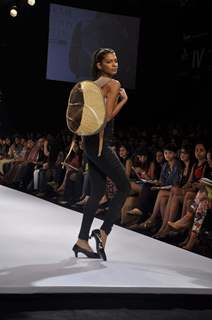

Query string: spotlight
[27,0,36,6]
[10,5,18,18]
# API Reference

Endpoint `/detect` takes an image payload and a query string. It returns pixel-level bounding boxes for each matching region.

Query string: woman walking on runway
[73,48,130,260]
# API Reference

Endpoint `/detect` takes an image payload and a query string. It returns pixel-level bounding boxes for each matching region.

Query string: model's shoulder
[110,79,120,86]
[107,79,121,89]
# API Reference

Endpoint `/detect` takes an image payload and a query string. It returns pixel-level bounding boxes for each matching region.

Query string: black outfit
[78,121,130,240]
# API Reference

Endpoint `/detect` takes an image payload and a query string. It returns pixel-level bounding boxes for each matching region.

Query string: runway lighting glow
[27,0,36,6]
[10,6,18,18]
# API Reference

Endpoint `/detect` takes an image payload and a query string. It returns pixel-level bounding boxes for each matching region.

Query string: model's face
[97,52,118,77]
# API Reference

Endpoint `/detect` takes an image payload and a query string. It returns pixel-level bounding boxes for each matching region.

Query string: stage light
[27,0,36,6]
[10,6,18,18]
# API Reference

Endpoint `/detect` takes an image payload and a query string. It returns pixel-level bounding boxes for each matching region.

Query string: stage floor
[0,185,212,295]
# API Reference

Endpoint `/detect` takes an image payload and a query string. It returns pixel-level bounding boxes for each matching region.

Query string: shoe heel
[90,229,107,261]
[72,245,78,257]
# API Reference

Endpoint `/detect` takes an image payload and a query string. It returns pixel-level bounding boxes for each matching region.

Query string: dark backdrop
[0,0,211,134]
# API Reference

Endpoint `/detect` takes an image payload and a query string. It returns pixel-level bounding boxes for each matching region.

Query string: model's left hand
[119,88,128,102]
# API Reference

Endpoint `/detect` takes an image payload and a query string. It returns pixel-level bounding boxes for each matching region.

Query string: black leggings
[78,136,130,240]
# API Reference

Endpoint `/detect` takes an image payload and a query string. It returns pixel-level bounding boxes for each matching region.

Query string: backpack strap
[98,129,104,157]
[62,134,76,169]
[94,76,112,88]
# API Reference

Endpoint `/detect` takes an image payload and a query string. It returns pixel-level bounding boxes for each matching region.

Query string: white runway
[0,185,212,295]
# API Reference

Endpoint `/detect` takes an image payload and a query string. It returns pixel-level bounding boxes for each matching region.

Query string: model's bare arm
[105,80,128,121]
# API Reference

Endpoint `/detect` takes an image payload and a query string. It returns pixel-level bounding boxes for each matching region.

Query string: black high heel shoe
[90,229,107,261]
[72,244,100,259]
